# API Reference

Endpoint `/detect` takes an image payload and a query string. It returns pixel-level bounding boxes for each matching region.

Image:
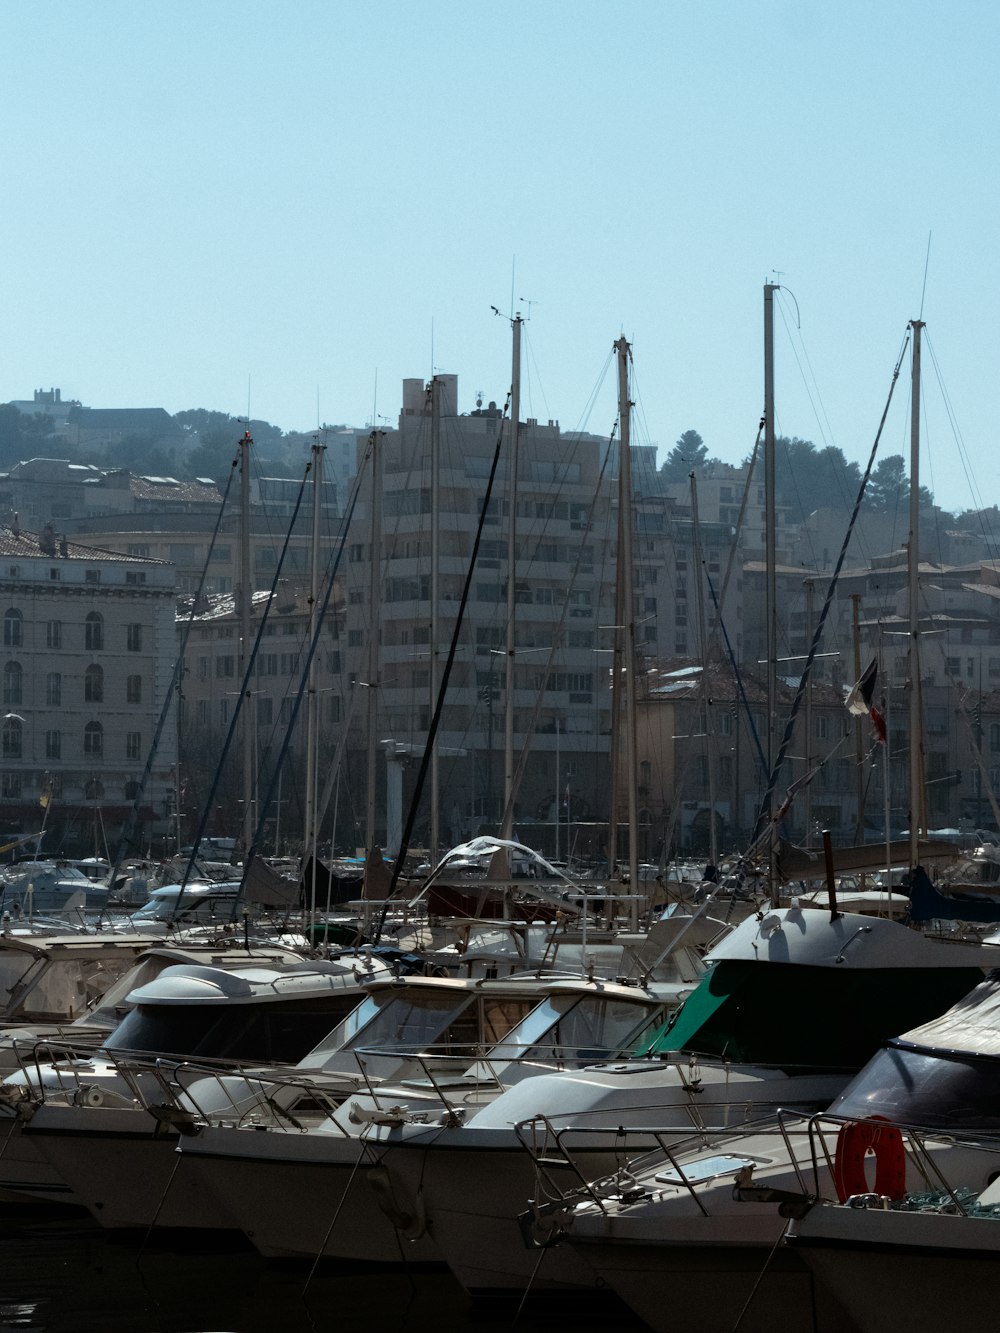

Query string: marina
[3,7,999,1327]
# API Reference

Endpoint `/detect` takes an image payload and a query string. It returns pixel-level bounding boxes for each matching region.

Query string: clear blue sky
[2,1,995,512]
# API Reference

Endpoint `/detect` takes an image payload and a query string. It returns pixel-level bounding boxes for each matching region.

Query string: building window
[196,700,210,724]
[45,730,61,759]
[2,661,21,706]
[2,715,22,759]
[3,609,22,648]
[84,664,104,703]
[126,675,142,704]
[124,779,141,800]
[46,620,62,649]
[1,772,20,798]
[46,672,61,706]
[84,776,104,799]
[215,656,234,678]
[84,722,103,757]
[256,697,273,726]
[126,572,146,585]
[127,544,150,557]
[126,731,142,760]
[85,612,104,651]
[127,624,143,652]
[49,567,61,581]
[945,657,960,677]
[85,569,101,584]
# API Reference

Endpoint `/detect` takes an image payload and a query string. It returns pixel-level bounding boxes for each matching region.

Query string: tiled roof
[0,525,166,564]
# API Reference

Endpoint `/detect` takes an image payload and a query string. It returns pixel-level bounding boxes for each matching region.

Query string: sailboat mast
[763,283,779,906]
[690,470,718,866]
[237,428,254,855]
[366,429,384,854]
[908,320,925,872]
[429,377,441,861]
[615,337,640,925]
[304,439,324,913]
[501,315,522,842]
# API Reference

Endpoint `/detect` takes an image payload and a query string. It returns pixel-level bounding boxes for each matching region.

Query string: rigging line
[716,418,764,618]
[775,294,834,455]
[925,333,999,559]
[500,427,618,834]
[749,333,909,847]
[374,401,512,941]
[108,449,240,887]
[179,452,314,900]
[704,569,768,779]
[919,230,933,322]
[246,437,371,863]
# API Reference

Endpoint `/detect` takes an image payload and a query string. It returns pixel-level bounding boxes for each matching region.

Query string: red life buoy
[833,1115,906,1202]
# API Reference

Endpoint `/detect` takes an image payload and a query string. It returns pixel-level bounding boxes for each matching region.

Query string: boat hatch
[655,1154,759,1186]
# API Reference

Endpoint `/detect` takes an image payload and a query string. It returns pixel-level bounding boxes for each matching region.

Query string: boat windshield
[833,1042,1000,1132]
[305,987,536,1070]
[11,955,140,1022]
[104,996,354,1064]
[314,989,477,1058]
[640,959,984,1071]
[485,993,661,1066]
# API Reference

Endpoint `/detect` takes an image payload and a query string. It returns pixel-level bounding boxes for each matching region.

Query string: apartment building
[0,521,176,853]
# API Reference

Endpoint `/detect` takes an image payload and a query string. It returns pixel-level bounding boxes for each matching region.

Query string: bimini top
[705,906,999,970]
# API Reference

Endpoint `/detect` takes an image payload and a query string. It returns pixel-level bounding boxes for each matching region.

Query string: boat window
[14,955,140,1022]
[339,989,476,1054]
[479,996,534,1045]
[306,992,383,1059]
[641,960,985,1071]
[105,996,355,1063]
[87,955,178,1024]
[0,955,39,1008]
[494,995,660,1064]
[483,995,576,1061]
[834,1043,1000,1133]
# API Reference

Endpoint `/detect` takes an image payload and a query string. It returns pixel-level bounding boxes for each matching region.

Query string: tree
[659,430,708,483]
[774,437,863,524]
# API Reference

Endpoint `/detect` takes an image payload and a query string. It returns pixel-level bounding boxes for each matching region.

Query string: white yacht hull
[789,1202,1000,1333]
[23,1104,236,1229]
[179,1125,442,1263]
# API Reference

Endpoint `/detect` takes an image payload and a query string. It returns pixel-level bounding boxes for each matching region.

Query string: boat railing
[775,1108,1000,1214]
[511,1114,785,1243]
[96,1051,360,1133]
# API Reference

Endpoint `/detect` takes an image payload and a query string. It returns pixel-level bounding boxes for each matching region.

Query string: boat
[0,944,395,1213]
[164,971,680,1260]
[354,900,997,1301]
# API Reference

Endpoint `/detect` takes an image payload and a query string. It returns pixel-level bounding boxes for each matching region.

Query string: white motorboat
[2,945,391,1214]
[164,974,678,1259]
[354,903,998,1300]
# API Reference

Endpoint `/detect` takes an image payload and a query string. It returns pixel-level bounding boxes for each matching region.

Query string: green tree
[774,437,863,523]
[659,429,708,483]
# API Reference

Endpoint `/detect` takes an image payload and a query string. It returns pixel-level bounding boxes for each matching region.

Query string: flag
[38,792,49,809]
[846,658,887,744]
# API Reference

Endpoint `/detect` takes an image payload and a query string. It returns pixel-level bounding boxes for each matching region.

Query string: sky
[1,1,996,513]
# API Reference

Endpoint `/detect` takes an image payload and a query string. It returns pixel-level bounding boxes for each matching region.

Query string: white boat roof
[125,958,392,1006]
[705,906,998,969]
[897,974,1000,1055]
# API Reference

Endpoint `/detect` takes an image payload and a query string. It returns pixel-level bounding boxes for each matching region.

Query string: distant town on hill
[0,387,995,537]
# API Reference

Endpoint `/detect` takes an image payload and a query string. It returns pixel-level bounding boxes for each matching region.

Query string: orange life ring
[833,1115,906,1202]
